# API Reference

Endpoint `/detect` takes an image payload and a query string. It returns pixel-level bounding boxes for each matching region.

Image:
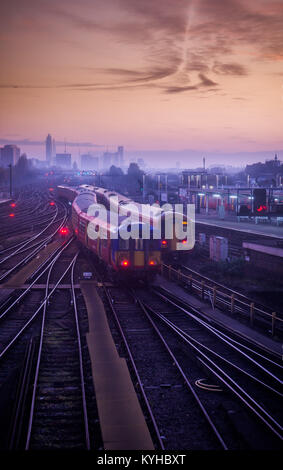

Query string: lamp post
[9,164,12,198]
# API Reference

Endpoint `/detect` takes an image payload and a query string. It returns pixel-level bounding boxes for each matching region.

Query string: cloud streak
[0,138,103,147]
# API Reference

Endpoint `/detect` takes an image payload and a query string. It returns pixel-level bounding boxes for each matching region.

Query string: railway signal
[121,260,129,267]
[59,227,69,236]
[253,189,267,214]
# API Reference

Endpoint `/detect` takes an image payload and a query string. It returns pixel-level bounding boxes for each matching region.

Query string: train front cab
[112,237,161,281]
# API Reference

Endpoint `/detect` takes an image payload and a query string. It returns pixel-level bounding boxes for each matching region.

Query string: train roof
[73,193,158,237]
[93,186,164,216]
[73,192,97,213]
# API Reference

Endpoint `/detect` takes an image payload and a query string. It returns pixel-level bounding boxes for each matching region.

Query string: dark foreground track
[95,274,282,450]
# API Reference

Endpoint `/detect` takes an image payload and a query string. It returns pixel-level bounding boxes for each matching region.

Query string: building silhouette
[0,145,21,167]
[55,153,71,169]
[81,154,99,171]
[46,134,52,166]
[102,146,124,169]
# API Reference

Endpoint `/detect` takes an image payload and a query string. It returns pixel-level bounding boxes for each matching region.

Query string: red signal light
[49,188,54,192]
[10,202,16,208]
[121,260,129,267]
[9,213,15,217]
[59,227,69,235]
[256,205,267,212]
[50,201,55,206]
[161,240,167,246]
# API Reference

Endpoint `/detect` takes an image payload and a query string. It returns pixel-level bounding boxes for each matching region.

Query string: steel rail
[0,204,60,264]
[0,238,74,358]
[103,285,165,450]
[25,251,79,449]
[153,289,283,385]
[138,299,283,441]
[131,293,228,450]
[70,254,91,450]
[0,206,68,282]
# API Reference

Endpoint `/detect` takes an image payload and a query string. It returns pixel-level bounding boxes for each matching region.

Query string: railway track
[0,189,50,241]
[0,240,101,450]
[137,285,282,447]
[98,282,227,450]
[24,253,90,449]
[94,273,282,450]
[0,197,68,283]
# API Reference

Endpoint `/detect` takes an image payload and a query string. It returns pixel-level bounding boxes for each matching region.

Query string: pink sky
[0,0,283,164]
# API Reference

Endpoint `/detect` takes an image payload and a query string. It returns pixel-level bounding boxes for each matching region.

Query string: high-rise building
[46,134,52,165]
[81,154,99,171]
[102,151,112,169]
[0,145,21,167]
[55,153,71,169]
[102,146,124,169]
[52,138,56,163]
[117,146,124,166]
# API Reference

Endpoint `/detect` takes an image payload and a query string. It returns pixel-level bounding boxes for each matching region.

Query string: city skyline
[0,1,283,166]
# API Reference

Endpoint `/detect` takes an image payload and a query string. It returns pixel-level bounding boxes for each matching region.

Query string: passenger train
[58,185,162,281]
[57,184,193,266]
[81,185,192,259]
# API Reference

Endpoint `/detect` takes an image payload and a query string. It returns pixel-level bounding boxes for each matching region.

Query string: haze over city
[1,0,283,167]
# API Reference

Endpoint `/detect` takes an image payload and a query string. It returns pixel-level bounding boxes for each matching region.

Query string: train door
[133,239,144,268]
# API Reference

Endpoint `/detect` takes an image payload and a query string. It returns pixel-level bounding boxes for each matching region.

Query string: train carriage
[72,191,161,281]
[91,187,193,260]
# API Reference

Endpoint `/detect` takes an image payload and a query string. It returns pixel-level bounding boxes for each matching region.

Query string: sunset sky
[0,0,283,165]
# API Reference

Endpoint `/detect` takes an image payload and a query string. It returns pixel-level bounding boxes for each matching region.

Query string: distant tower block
[203,157,206,170]
[46,134,52,165]
[52,138,56,162]
[117,146,124,166]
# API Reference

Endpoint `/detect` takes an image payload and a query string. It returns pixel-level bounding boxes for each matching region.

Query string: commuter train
[71,191,161,281]
[57,184,194,262]
[91,186,193,259]
[56,185,79,202]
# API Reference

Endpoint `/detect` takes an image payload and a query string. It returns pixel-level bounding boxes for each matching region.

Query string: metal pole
[9,164,12,198]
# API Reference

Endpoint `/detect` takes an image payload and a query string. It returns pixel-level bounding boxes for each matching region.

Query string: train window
[119,239,130,250]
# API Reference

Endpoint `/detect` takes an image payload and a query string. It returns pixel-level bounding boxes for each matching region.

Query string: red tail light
[161,240,167,246]
[182,239,187,244]
[149,260,156,266]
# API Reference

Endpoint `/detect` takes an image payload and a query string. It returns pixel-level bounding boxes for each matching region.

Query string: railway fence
[161,263,283,338]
